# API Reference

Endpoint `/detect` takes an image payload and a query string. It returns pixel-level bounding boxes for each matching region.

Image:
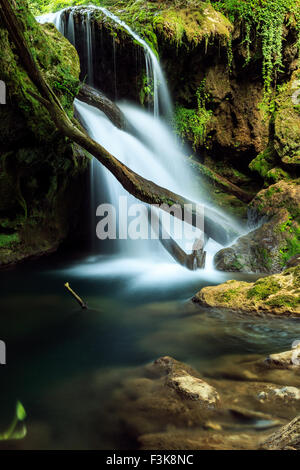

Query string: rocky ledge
[193,265,300,315]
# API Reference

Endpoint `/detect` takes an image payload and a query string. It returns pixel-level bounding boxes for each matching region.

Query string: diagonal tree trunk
[0,0,237,246]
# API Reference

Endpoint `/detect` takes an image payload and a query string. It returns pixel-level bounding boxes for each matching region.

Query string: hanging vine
[213,0,300,95]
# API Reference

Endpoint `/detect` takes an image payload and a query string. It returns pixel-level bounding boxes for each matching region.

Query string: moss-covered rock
[215,180,300,273]
[152,1,232,47]
[193,266,300,315]
[250,179,300,221]
[0,0,88,267]
[103,0,233,49]
[274,70,300,170]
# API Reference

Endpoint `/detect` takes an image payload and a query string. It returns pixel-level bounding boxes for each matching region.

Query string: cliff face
[0,1,88,267]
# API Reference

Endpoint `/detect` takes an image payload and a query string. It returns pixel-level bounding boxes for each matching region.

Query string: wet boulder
[193,265,300,315]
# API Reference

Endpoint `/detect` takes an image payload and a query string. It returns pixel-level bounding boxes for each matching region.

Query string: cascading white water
[37,6,172,117]
[97,7,172,118]
[67,9,75,47]
[75,99,206,257]
[37,6,244,273]
[85,11,94,86]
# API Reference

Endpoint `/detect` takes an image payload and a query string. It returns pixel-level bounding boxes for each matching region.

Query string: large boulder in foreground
[193,266,300,315]
[214,180,300,273]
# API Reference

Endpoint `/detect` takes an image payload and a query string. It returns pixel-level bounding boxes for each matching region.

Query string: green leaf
[16,401,26,421]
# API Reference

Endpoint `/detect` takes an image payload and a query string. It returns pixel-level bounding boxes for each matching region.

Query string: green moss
[153,4,231,48]
[173,79,212,149]
[266,294,300,308]
[249,146,277,179]
[247,277,281,300]
[274,71,300,168]
[0,1,88,267]
[28,0,112,15]
[0,233,20,248]
[217,287,241,303]
[33,1,232,54]
[213,0,300,95]
[266,167,290,183]
[279,226,300,266]
[0,3,80,140]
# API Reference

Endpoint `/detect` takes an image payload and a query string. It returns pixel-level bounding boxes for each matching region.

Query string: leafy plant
[0,401,27,441]
[173,79,212,150]
[213,0,300,96]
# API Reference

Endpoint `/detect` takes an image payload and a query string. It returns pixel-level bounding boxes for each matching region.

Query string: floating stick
[64,282,88,309]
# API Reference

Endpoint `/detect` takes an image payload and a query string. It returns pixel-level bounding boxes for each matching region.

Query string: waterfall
[75,100,205,257]
[36,7,243,270]
[85,11,94,86]
[37,6,172,117]
[67,9,75,47]
[97,7,172,118]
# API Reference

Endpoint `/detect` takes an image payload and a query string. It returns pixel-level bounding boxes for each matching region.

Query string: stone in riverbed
[167,373,220,406]
[153,356,220,407]
[109,356,221,439]
[152,355,201,378]
[193,265,300,316]
[258,386,300,402]
[265,343,300,368]
[271,387,300,400]
[261,415,300,450]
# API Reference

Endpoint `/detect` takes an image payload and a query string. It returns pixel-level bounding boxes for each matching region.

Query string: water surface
[0,252,299,449]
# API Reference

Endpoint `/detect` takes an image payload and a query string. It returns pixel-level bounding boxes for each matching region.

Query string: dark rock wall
[0,2,89,267]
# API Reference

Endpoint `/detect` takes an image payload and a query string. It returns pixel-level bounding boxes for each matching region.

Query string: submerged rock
[193,266,300,315]
[261,415,300,450]
[270,387,300,401]
[153,356,220,407]
[265,344,300,368]
[167,373,220,406]
[108,356,222,441]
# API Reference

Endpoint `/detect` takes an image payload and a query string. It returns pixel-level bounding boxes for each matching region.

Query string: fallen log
[160,236,206,270]
[77,83,125,130]
[0,0,238,246]
[189,159,253,204]
[151,211,206,270]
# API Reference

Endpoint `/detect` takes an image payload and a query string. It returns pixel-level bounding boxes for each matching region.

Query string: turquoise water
[0,251,299,449]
